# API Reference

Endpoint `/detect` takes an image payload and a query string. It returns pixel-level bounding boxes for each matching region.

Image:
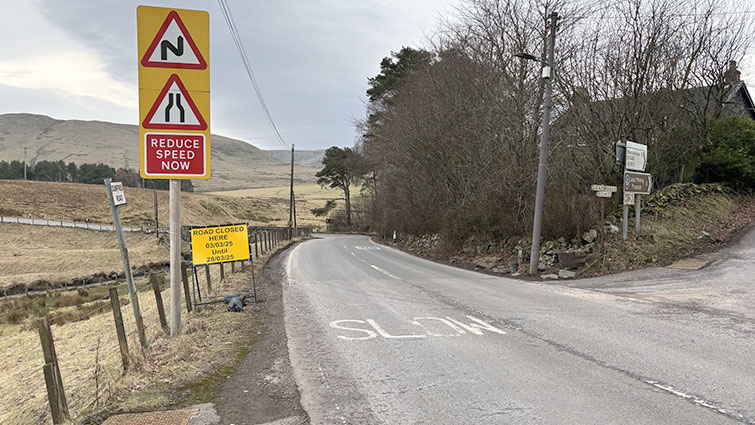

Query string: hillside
[267,148,325,169]
[0,113,317,192]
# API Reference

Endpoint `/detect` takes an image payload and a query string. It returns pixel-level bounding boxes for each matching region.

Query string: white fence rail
[0,216,166,233]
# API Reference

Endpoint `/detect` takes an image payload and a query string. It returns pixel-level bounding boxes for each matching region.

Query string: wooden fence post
[205,265,212,294]
[149,275,168,331]
[180,261,192,313]
[220,262,225,281]
[231,261,236,273]
[254,234,259,258]
[37,317,70,423]
[42,364,61,424]
[108,288,130,371]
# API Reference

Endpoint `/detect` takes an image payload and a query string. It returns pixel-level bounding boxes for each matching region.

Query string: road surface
[282,234,755,424]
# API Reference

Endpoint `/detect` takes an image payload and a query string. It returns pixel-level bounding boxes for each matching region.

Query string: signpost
[190,224,251,266]
[625,141,648,172]
[104,178,146,349]
[189,224,255,310]
[591,185,617,250]
[138,6,210,336]
[617,141,651,240]
[624,171,652,194]
[110,181,126,206]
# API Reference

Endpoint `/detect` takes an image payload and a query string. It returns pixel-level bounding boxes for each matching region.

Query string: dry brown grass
[0,238,292,424]
[210,183,352,230]
[0,180,281,228]
[0,224,167,290]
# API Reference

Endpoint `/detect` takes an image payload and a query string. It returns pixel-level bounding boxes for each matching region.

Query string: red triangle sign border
[141,10,207,70]
[142,74,208,131]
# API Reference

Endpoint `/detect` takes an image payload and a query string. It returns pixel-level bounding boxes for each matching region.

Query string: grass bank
[0,235,298,424]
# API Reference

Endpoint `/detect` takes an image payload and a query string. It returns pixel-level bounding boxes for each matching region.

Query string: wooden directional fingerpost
[138,6,210,336]
[591,184,617,251]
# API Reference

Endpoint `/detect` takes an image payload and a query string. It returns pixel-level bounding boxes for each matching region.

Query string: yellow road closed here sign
[190,224,249,265]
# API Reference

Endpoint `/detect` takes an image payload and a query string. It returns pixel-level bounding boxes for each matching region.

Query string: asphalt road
[282,233,755,424]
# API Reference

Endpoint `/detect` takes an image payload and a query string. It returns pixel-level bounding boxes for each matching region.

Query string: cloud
[0,0,136,113]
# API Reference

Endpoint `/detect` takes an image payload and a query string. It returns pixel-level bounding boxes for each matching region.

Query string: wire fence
[0,280,159,424]
[0,223,309,424]
[0,215,167,234]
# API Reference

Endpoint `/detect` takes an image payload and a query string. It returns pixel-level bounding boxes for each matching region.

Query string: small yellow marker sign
[190,224,250,265]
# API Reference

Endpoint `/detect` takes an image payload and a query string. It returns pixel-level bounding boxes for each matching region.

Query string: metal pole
[289,144,294,240]
[169,179,181,336]
[154,186,159,239]
[104,178,147,348]
[528,11,558,275]
[635,194,641,236]
[622,204,629,241]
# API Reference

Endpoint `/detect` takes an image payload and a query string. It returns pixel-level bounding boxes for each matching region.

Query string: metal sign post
[618,141,651,240]
[104,178,147,348]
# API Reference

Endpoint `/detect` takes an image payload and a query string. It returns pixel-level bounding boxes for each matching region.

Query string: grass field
[0,239,290,424]
[209,183,350,229]
[0,179,300,291]
[0,224,167,291]
[0,180,282,227]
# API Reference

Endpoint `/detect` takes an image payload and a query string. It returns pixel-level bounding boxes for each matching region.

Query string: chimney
[725,60,741,85]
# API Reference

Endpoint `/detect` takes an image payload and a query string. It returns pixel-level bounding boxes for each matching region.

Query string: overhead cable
[218,0,289,148]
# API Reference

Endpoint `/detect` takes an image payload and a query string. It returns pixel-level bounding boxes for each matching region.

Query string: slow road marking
[329,315,506,341]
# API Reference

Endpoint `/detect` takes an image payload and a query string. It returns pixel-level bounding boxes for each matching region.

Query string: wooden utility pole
[289,144,294,239]
[293,192,298,237]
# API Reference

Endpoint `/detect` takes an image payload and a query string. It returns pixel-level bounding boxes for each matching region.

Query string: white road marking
[350,251,356,256]
[644,380,741,419]
[285,243,303,286]
[366,319,426,339]
[412,317,465,336]
[330,316,506,340]
[370,264,400,279]
[330,320,378,340]
[446,316,507,335]
[355,246,381,250]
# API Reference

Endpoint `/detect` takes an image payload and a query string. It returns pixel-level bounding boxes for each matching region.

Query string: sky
[0,0,458,151]
[1,1,754,151]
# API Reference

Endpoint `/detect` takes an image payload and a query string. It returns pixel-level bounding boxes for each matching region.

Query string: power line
[217,0,289,148]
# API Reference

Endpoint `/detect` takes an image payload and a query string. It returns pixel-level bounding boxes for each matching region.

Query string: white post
[169,179,182,336]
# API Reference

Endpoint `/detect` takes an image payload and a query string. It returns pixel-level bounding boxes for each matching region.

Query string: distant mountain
[267,149,325,169]
[0,113,316,191]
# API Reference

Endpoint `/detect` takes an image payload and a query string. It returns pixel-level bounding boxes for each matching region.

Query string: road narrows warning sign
[141,10,207,69]
[142,74,207,130]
